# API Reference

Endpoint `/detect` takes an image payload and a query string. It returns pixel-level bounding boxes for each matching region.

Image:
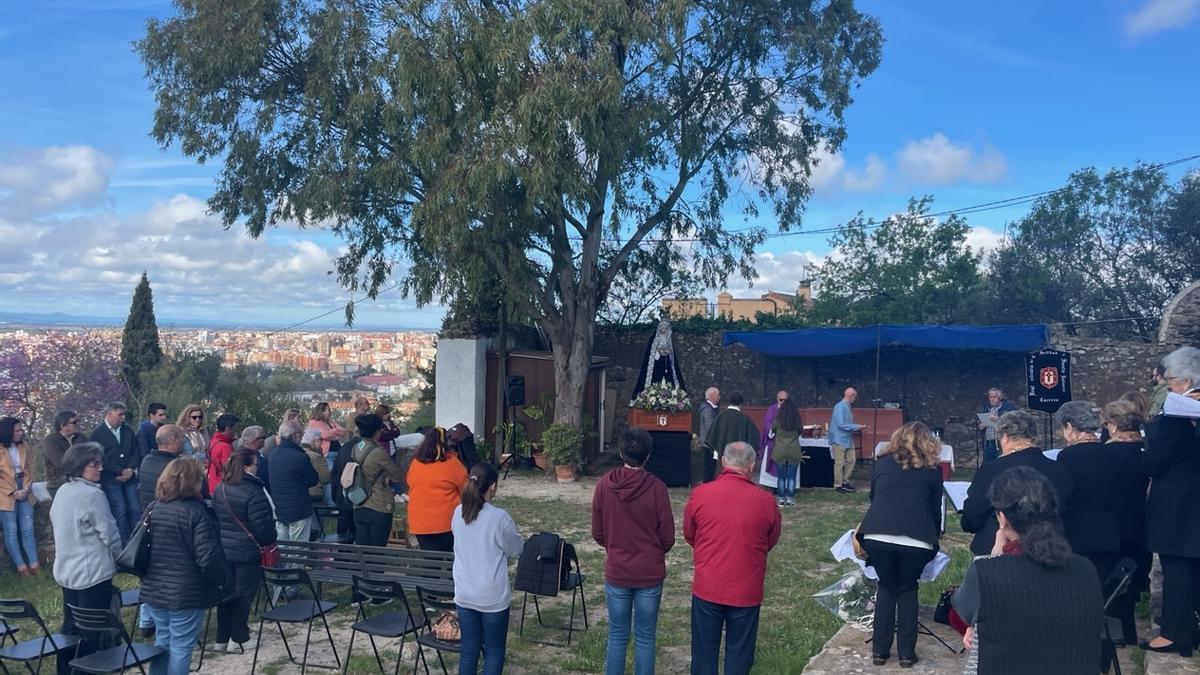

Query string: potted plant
[541,422,584,483]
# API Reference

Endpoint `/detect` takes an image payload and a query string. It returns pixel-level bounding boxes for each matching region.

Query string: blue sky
[0,0,1197,329]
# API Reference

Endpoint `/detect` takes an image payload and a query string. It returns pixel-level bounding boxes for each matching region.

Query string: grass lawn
[0,469,977,674]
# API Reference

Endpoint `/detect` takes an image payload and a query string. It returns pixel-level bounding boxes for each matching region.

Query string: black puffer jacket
[140,498,226,610]
[138,450,177,511]
[269,438,320,523]
[213,474,277,564]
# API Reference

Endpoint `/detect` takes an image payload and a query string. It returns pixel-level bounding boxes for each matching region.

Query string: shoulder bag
[222,485,280,568]
[116,503,154,576]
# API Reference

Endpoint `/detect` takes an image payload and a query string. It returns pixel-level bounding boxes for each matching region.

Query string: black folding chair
[313,506,353,544]
[344,576,425,675]
[1101,557,1138,675]
[252,567,340,675]
[0,599,80,675]
[116,589,140,639]
[65,604,163,675]
[0,619,16,647]
[518,547,589,646]
[411,586,460,675]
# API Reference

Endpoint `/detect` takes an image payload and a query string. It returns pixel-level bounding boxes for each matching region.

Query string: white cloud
[0,145,112,216]
[963,225,1006,257]
[1124,0,1200,38]
[724,250,825,296]
[808,145,887,193]
[896,133,1007,185]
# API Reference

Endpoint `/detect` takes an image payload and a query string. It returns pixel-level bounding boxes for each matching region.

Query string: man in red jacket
[592,427,675,675]
[206,413,239,489]
[684,441,781,675]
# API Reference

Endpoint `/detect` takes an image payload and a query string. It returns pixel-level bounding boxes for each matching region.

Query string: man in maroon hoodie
[592,427,675,675]
[684,441,781,675]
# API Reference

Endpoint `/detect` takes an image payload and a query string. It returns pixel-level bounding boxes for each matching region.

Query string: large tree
[987,164,1186,340]
[806,197,985,325]
[121,272,164,392]
[139,0,882,426]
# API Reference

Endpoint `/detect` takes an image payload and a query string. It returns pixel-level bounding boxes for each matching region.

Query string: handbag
[116,504,154,577]
[222,485,280,568]
[431,611,461,642]
[933,586,958,624]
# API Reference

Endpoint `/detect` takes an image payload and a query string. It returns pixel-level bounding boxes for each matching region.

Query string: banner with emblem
[1026,348,1071,413]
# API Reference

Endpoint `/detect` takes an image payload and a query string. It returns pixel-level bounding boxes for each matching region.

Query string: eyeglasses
[87,460,103,469]
[190,414,203,420]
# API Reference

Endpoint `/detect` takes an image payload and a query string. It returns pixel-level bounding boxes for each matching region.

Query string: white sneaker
[209,641,229,653]
[233,637,257,653]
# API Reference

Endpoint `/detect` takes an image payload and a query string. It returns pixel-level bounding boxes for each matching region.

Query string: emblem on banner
[1040,366,1059,389]
[657,415,668,426]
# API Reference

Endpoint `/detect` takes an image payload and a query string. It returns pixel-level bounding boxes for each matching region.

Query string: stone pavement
[802,607,966,674]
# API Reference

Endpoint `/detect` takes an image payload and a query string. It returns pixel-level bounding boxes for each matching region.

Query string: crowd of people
[3,345,1198,674]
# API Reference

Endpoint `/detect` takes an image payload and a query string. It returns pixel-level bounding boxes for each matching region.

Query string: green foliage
[539,421,583,468]
[137,0,883,426]
[988,163,1190,339]
[806,196,985,326]
[134,353,222,419]
[121,273,163,392]
[212,365,302,430]
[399,401,435,434]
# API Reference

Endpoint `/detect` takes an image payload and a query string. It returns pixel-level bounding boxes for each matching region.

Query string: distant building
[663,282,813,322]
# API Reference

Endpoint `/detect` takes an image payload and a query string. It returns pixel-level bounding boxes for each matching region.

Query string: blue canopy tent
[722,324,1052,459]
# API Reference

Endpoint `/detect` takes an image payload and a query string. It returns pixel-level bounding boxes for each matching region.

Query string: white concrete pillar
[435,337,488,434]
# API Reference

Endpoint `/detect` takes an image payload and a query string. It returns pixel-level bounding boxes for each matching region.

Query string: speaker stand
[499,404,536,479]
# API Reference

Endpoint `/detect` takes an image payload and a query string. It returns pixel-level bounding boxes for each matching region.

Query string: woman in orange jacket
[406,427,468,551]
[0,417,39,575]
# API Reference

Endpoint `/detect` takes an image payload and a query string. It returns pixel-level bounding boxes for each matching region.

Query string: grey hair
[996,409,1038,443]
[988,387,1004,397]
[1163,346,1200,389]
[61,442,104,479]
[722,441,756,468]
[277,419,304,439]
[156,424,185,448]
[1055,401,1101,434]
[104,401,127,414]
[705,386,719,399]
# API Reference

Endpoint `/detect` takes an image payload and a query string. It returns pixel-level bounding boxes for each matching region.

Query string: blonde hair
[155,457,205,502]
[1103,400,1144,433]
[880,422,941,470]
[176,404,206,428]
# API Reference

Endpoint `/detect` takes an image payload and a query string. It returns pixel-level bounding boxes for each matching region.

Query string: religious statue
[630,317,687,404]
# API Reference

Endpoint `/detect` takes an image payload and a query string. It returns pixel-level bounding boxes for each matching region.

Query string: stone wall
[1160,280,1200,345]
[595,326,1180,461]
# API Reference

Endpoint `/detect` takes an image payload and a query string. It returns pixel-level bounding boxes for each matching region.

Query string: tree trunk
[546,300,597,431]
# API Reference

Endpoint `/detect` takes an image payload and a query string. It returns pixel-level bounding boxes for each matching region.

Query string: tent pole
[872,324,882,463]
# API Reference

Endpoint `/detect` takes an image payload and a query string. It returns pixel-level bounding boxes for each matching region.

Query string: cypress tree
[121,272,164,392]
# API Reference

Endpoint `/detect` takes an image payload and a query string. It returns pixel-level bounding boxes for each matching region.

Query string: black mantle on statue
[643,430,692,487]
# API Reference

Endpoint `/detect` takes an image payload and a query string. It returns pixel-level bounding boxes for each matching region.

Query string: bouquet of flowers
[630,381,691,412]
[812,565,877,633]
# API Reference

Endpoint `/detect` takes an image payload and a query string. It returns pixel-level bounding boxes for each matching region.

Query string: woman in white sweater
[451,463,524,675]
[50,442,123,663]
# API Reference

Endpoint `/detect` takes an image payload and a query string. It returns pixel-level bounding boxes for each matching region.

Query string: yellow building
[663,283,812,322]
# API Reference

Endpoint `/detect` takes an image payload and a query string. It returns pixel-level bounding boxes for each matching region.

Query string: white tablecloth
[759,438,835,488]
[874,441,954,470]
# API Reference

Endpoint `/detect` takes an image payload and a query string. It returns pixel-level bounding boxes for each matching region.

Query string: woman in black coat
[1055,402,1121,572]
[962,410,1073,556]
[1141,346,1200,658]
[1100,398,1150,645]
[213,448,276,653]
[140,458,226,675]
[858,422,944,668]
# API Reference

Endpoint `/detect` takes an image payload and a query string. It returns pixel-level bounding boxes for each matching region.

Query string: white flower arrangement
[630,381,691,412]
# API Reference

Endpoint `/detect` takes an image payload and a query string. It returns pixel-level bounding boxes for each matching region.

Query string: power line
[624,151,1200,244]
[262,281,406,336]
[255,152,1199,334]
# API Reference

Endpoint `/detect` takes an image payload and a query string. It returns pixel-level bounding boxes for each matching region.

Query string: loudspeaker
[506,375,526,407]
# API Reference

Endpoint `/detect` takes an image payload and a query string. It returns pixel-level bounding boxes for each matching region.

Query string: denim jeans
[323,452,338,506]
[605,582,663,675]
[0,499,38,569]
[456,605,509,675]
[775,462,798,500]
[101,479,141,544]
[690,596,760,675]
[145,605,205,675]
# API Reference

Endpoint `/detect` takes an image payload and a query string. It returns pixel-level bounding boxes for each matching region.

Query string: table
[874,442,955,479]
[759,438,835,489]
